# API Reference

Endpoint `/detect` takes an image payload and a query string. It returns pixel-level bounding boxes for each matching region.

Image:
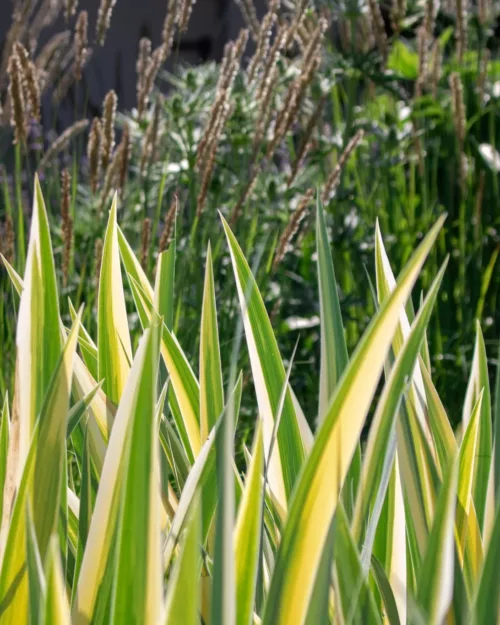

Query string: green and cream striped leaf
[154,242,176,332]
[0,259,110,473]
[43,537,71,625]
[32,312,80,562]
[333,504,381,625]
[110,318,162,625]
[0,421,39,625]
[11,175,62,489]
[126,267,201,462]
[234,421,264,625]
[456,391,483,588]
[163,494,201,625]
[316,195,348,421]
[462,322,493,533]
[98,193,133,406]
[73,321,162,623]
[200,244,224,443]
[416,456,458,625]
[375,221,431,444]
[262,215,445,625]
[221,214,305,511]
[26,506,45,625]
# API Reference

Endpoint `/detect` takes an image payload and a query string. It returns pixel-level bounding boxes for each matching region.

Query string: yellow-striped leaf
[98,194,132,406]
[222,214,305,511]
[262,216,445,625]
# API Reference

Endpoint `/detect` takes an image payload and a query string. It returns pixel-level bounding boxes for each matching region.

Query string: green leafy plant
[1,179,499,624]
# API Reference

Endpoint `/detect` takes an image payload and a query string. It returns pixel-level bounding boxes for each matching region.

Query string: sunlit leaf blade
[68,299,98,381]
[262,216,445,625]
[9,175,62,495]
[417,456,458,625]
[154,241,176,332]
[127,273,201,461]
[98,193,133,406]
[0,422,39,625]
[316,195,348,420]
[374,220,430,442]
[0,254,23,295]
[234,421,263,625]
[352,258,446,546]
[200,244,224,443]
[73,320,161,623]
[456,392,483,580]
[462,322,493,532]
[110,318,162,625]
[221,214,305,510]
[0,262,110,472]
[163,494,201,625]
[66,381,104,439]
[43,537,71,625]
[32,313,80,562]
[420,358,456,473]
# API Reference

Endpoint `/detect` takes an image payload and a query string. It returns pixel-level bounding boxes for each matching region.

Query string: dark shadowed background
[0,0,266,115]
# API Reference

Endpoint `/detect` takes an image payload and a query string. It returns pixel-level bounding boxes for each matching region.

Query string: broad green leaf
[32,313,80,562]
[110,319,162,625]
[387,40,419,79]
[163,494,201,625]
[234,421,264,625]
[222,214,305,510]
[200,244,224,443]
[262,216,445,625]
[462,322,493,532]
[43,537,70,625]
[417,457,458,625]
[98,194,132,406]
